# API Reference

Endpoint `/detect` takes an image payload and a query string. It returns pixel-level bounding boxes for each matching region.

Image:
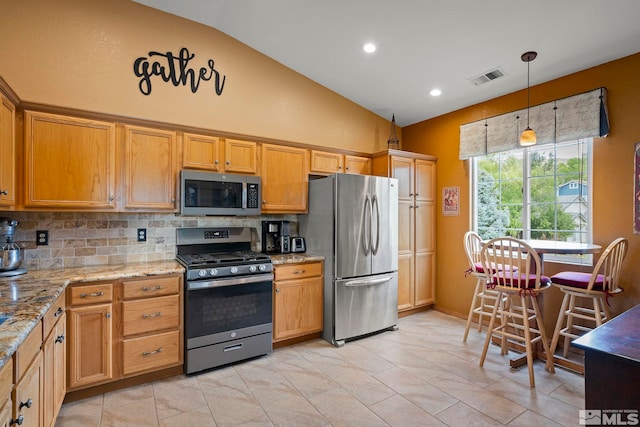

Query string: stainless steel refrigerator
[299,173,398,347]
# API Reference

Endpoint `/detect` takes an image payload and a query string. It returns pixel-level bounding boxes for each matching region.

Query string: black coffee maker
[262,220,290,254]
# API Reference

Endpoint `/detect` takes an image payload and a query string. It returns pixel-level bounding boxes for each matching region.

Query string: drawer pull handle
[224,343,243,352]
[54,307,64,317]
[55,334,65,344]
[143,348,163,356]
[293,270,306,275]
[142,312,162,319]
[10,415,24,425]
[142,285,163,291]
[19,399,32,410]
[80,291,104,298]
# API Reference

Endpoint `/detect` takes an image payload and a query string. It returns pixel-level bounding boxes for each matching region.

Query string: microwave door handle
[242,181,247,209]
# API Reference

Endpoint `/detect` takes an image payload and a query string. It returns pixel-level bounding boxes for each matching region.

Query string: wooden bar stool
[549,237,628,363]
[462,231,501,342]
[478,237,555,388]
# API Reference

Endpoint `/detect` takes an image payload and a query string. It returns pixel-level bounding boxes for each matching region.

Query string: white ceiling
[133,0,640,127]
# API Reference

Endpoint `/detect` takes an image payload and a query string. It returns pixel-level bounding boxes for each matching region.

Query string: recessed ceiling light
[362,43,376,53]
[430,88,442,97]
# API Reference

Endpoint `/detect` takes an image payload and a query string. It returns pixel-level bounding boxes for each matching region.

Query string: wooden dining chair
[462,231,501,341]
[478,237,555,388]
[549,237,629,361]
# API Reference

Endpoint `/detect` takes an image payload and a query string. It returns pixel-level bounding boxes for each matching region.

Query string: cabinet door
[0,95,15,207]
[397,252,414,311]
[415,159,436,202]
[182,133,221,171]
[67,303,113,390]
[273,277,323,341]
[43,316,66,427]
[261,144,308,212]
[13,352,43,427]
[0,399,10,427]
[310,150,343,174]
[123,125,177,210]
[224,138,257,174]
[397,200,415,311]
[344,155,371,175]
[390,156,414,200]
[24,111,117,209]
[414,201,435,307]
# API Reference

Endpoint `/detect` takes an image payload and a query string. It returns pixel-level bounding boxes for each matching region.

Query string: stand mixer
[0,217,26,277]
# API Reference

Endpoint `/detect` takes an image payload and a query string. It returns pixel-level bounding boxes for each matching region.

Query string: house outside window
[471,139,593,265]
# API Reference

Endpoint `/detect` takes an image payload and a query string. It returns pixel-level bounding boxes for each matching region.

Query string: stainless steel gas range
[176,227,273,374]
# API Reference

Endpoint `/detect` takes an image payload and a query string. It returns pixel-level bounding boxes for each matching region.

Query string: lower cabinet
[273,261,323,342]
[66,274,183,392]
[0,359,13,427]
[12,324,43,427]
[42,293,66,427]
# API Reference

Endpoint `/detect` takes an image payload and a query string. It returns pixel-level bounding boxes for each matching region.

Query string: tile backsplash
[1,212,297,271]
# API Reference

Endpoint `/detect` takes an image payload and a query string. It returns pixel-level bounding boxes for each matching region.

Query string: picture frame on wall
[635,142,640,234]
[443,186,460,216]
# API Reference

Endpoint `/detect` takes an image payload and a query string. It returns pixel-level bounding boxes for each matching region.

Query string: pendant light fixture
[387,114,400,149]
[519,51,537,147]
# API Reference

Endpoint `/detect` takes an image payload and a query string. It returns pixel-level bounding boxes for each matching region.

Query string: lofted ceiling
[133,0,640,127]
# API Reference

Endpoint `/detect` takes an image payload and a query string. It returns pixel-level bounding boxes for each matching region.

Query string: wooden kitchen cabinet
[0,359,13,427]
[122,125,178,211]
[273,261,323,342]
[309,150,371,175]
[12,323,43,427]
[260,143,309,213]
[372,149,437,312]
[182,133,222,171]
[67,282,114,390]
[42,293,66,427]
[223,138,257,174]
[0,93,16,208]
[24,111,117,209]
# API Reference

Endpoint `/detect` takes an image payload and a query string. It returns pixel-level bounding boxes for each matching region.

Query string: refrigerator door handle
[344,276,393,287]
[371,194,380,255]
[362,195,371,255]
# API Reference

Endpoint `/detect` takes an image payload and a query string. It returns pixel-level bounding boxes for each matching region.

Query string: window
[472,139,593,265]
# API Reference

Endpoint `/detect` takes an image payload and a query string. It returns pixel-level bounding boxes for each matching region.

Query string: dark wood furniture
[573,304,640,410]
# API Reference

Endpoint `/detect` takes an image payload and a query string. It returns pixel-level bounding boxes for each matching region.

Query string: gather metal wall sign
[133,47,226,96]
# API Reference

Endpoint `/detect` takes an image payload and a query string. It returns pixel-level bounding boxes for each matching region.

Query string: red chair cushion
[550,271,605,290]
[474,262,516,274]
[492,271,551,288]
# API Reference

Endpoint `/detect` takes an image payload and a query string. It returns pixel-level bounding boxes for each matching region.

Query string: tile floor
[55,310,585,426]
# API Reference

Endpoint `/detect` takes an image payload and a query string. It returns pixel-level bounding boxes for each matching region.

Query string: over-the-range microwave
[180,170,261,216]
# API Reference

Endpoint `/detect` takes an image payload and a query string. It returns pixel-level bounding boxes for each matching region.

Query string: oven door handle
[187,273,274,290]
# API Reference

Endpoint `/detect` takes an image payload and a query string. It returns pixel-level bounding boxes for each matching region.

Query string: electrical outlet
[137,228,147,242]
[36,230,49,246]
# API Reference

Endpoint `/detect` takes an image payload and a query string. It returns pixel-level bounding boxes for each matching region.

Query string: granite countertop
[0,260,184,370]
[269,253,325,265]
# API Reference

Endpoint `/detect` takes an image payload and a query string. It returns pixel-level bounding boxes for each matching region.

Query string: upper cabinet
[182,135,257,174]
[24,111,117,209]
[261,143,308,213]
[122,125,178,211]
[309,150,371,175]
[0,94,16,208]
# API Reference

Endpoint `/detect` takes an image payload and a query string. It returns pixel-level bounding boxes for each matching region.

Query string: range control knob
[249,265,257,273]
[198,270,207,278]
[258,264,267,271]
[230,266,239,274]
[209,268,218,276]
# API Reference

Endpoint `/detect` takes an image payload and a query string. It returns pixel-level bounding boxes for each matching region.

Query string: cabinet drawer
[14,322,42,381]
[43,292,65,339]
[123,275,181,300]
[122,330,181,375]
[68,283,113,305]
[123,295,180,336]
[275,262,322,281]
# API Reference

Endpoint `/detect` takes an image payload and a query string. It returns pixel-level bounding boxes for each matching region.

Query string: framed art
[443,186,460,216]
[635,142,640,234]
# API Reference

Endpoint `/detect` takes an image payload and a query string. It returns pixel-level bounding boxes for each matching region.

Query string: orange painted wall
[0,0,396,153]
[403,53,640,329]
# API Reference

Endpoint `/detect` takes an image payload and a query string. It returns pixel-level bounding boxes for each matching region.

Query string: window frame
[470,139,594,266]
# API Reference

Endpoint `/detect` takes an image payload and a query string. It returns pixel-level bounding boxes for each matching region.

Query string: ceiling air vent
[468,67,506,86]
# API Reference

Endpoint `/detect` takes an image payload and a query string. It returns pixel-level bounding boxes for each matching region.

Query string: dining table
[486,238,602,371]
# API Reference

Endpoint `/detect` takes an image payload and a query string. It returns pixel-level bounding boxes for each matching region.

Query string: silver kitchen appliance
[299,174,398,347]
[290,237,306,253]
[176,227,273,374]
[0,217,26,277]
